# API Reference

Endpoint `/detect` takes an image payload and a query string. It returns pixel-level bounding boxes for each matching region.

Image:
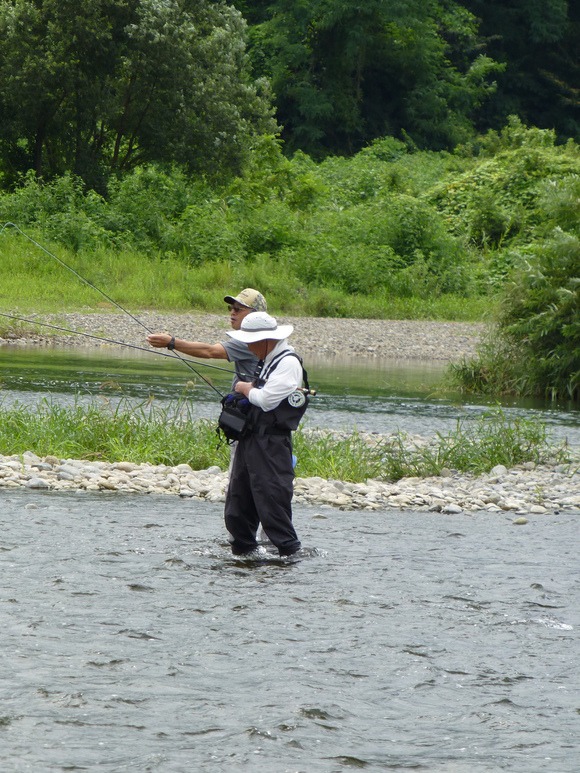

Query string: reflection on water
[1,345,579,445]
[1,489,579,771]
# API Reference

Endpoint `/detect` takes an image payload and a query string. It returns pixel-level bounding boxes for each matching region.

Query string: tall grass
[0,230,489,319]
[0,400,566,481]
[0,398,231,469]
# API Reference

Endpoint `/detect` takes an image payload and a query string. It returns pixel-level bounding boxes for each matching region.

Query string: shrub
[429,121,580,251]
[451,230,580,401]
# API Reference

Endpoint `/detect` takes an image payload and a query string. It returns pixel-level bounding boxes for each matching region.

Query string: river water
[1,488,578,772]
[1,348,579,771]
[1,347,580,444]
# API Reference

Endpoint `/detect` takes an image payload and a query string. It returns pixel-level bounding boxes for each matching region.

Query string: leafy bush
[430,120,580,250]
[451,229,580,401]
[237,200,303,255]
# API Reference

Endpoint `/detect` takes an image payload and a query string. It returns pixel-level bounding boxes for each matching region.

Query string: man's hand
[147,334,227,359]
[234,380,253,397]
[147,333,172,348]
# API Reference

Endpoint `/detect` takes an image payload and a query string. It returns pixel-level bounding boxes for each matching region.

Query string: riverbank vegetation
[1,121,578,399]
[0,400,568,483]
[1,121,578,322]
[0,1,578,400]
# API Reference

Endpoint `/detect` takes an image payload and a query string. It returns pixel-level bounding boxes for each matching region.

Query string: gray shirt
[221,338,259,387]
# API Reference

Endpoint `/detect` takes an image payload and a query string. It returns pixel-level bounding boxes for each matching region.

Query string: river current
[1,488,578,772]
[1,348,579,770]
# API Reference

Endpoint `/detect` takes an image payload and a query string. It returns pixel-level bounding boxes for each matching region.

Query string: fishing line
[0,312,238,380]
[1,222,147,330]
[1,222,227,396]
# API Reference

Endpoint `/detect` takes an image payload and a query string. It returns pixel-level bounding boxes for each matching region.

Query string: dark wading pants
[224,432,301,556]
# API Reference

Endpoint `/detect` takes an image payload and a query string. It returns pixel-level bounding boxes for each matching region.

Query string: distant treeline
[234,0,580,158]
[0,1,578,191]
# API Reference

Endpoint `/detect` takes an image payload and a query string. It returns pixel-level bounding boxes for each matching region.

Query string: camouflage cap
[223,288,267,312]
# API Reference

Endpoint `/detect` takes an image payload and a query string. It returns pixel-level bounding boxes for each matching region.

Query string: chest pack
[217,352,312,444]
[217,392,251,443]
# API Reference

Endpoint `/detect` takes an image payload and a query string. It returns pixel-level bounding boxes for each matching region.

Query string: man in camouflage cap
[147,288,267,386]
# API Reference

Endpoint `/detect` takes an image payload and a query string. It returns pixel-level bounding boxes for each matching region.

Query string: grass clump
[380,409,567,478]
[0,402,565,482]
[297,408,566,482]
[0,398,230,469]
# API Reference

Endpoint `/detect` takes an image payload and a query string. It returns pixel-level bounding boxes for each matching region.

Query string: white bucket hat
[227,312,293,343]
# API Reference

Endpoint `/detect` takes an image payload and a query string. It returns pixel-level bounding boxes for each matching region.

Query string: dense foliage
[0,0,276,189]
[1,0,578,186]
[439,120,580,401]
[463,0,580,140]
[233,0,501,157]
[0,1,578,401]
[233,0,578,157]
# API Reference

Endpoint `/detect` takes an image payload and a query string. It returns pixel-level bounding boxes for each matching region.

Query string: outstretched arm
[147,333,227,360]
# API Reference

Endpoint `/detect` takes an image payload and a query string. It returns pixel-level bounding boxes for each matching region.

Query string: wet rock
[25,478,50,489]
[1,439,579,514]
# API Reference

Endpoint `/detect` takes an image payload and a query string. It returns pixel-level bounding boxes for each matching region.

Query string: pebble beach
[1,311,578,515]
[1,310,486,361]
[1,451,578,520]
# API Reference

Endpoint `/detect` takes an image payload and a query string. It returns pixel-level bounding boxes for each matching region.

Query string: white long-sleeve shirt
[248,340,302,412]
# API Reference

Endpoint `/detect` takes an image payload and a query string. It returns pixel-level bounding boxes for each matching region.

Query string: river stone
[57,464,81,477]
[113,461,138,472]
[31,462,53,471]
[57,471,77,481]
[174,464,193,473]
[98,479,118,490]
[25,478,50,489]
[442,504,463,514]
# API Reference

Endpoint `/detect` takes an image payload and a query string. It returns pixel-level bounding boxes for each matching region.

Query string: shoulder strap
[262,351,310,391]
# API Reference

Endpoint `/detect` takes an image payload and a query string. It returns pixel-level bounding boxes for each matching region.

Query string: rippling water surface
[2,489,578,772]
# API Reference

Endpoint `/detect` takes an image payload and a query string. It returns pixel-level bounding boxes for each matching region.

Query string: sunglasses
[227,305,248,313]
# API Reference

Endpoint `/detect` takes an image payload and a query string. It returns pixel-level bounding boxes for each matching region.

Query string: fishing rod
[0,311,316,397]
[0,311,237,379]
[1,222,228,397]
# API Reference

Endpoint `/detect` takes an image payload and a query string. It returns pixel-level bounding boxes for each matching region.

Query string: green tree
[234,0,500,157]
[450,169,580,401]
[0,0,276,189]
[463,0,580,140]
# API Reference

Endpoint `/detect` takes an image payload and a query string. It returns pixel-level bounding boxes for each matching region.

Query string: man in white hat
[223,311,308,557]
[147,288,267,386]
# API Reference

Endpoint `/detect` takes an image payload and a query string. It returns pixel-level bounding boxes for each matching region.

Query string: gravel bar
[1,311,486,362]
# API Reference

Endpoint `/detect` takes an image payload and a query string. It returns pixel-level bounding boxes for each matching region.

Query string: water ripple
[1,489,578,771]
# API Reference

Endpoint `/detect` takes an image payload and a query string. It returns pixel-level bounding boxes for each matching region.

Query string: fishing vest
[217,351,311,443]
[250,351,311,433]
